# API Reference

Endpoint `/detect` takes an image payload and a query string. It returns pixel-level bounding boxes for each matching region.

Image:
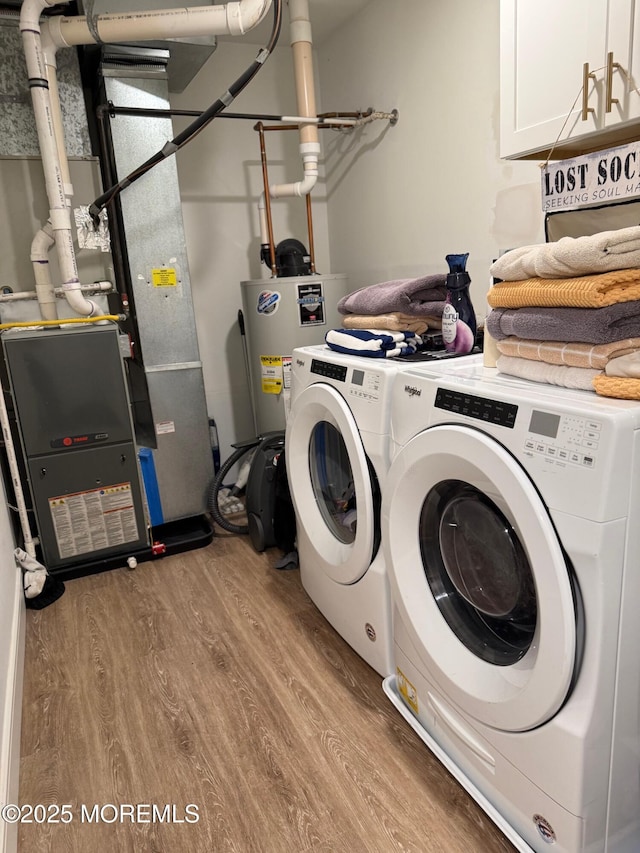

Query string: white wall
[172,40,332,461]
[0,475,23,853]
[316,0,545,316]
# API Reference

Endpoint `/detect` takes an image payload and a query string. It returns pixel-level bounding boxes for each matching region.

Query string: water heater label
[296,282,325,326]
[260,355,283,394]
[256,290,281,315]
[49,483,139,559]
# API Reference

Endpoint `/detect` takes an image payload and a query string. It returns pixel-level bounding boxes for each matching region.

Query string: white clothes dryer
[382,356,640,853]
[286,344,406,677]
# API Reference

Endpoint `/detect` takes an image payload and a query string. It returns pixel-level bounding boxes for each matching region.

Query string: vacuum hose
[208,440,260,534]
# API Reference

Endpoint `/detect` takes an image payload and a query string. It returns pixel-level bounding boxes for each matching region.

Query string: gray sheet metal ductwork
[99,52,214,525]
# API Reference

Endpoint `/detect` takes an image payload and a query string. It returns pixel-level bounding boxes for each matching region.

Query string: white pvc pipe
[30,221,58,321]
[46,0,272,47]
[269,0,319,200]
[21,0,96,318]
[0,282,113,304]
[24,0,272,320]
[41,29,73,200]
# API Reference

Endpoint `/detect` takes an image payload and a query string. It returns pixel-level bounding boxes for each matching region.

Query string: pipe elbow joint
[227,0,271,36]
[30,225,55,261]
[63,286,97,317]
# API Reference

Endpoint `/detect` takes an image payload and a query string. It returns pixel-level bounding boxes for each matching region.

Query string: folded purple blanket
[486,302,640,345]
[338,274,447,317]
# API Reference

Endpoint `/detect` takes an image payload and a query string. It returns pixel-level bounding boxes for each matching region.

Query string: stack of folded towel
[487,227,640,400]
[337,273,447,336]
[325,328,422,359]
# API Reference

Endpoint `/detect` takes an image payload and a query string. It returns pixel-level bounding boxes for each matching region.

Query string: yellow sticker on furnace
[397,667,419,714]
[261,355,283,395]
[151,267,178,287]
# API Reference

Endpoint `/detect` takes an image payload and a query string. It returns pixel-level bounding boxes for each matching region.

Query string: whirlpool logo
[404,385,422,397]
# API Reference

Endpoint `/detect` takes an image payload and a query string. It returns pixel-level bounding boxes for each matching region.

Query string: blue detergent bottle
[442,253,477,353]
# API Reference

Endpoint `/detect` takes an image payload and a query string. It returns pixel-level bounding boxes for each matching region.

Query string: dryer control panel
[311,358,382,402]
[525,410,601,469]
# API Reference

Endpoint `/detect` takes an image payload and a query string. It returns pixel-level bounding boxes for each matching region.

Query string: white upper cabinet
[500,0,640,159]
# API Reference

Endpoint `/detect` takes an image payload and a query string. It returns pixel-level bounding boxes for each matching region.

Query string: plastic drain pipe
[30,220,58,321]
[257,0,320,260]
[20,0,97,319]
[21,0,273,319]
[270,0,319,200]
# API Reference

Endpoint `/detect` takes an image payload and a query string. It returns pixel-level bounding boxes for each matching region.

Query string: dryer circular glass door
[383,424,577,732]
[286,382,379,584]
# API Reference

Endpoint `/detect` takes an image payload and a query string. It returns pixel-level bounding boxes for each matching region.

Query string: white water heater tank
[240,273,349,433]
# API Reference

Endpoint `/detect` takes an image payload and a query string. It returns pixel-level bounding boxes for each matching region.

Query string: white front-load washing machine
[286,343,406,677]
[381,356,640,853]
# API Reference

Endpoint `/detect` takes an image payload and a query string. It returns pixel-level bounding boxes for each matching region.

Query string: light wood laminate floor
[18,527,517,852]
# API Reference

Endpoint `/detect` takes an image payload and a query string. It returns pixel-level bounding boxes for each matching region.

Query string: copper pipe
[305,193,316,274]
[254,120,326,276]
[255,122,277,276]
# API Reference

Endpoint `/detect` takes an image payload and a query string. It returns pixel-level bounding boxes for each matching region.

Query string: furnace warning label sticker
[49,483,139,559]
[151,267,178,287]
[261,355,283,394]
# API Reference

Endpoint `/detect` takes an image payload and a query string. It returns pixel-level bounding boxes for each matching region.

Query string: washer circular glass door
[383,424,576,732]
[286,382,378,584]
[422,480,537,667]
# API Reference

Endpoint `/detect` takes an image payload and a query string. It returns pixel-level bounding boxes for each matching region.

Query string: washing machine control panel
[435,388,518,428]
[311,358,347,382]
[311,359,383,402]
[525,410,601,468]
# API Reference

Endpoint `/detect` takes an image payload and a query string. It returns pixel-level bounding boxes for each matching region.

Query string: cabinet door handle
[582,62,596,120]
[606,51,621,113]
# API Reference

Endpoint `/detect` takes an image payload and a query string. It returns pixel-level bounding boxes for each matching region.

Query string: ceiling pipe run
[269,0,319,200]
[45,0,272,45]
[257,0,319,271]
[20,0,273,319]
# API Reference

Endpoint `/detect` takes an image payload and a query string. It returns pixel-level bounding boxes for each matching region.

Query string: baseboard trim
[0,572,25,853]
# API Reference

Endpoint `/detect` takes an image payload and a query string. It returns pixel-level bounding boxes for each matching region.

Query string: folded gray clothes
[338,274,447,316]
[490,226,640,281]
[486,302,640,345]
